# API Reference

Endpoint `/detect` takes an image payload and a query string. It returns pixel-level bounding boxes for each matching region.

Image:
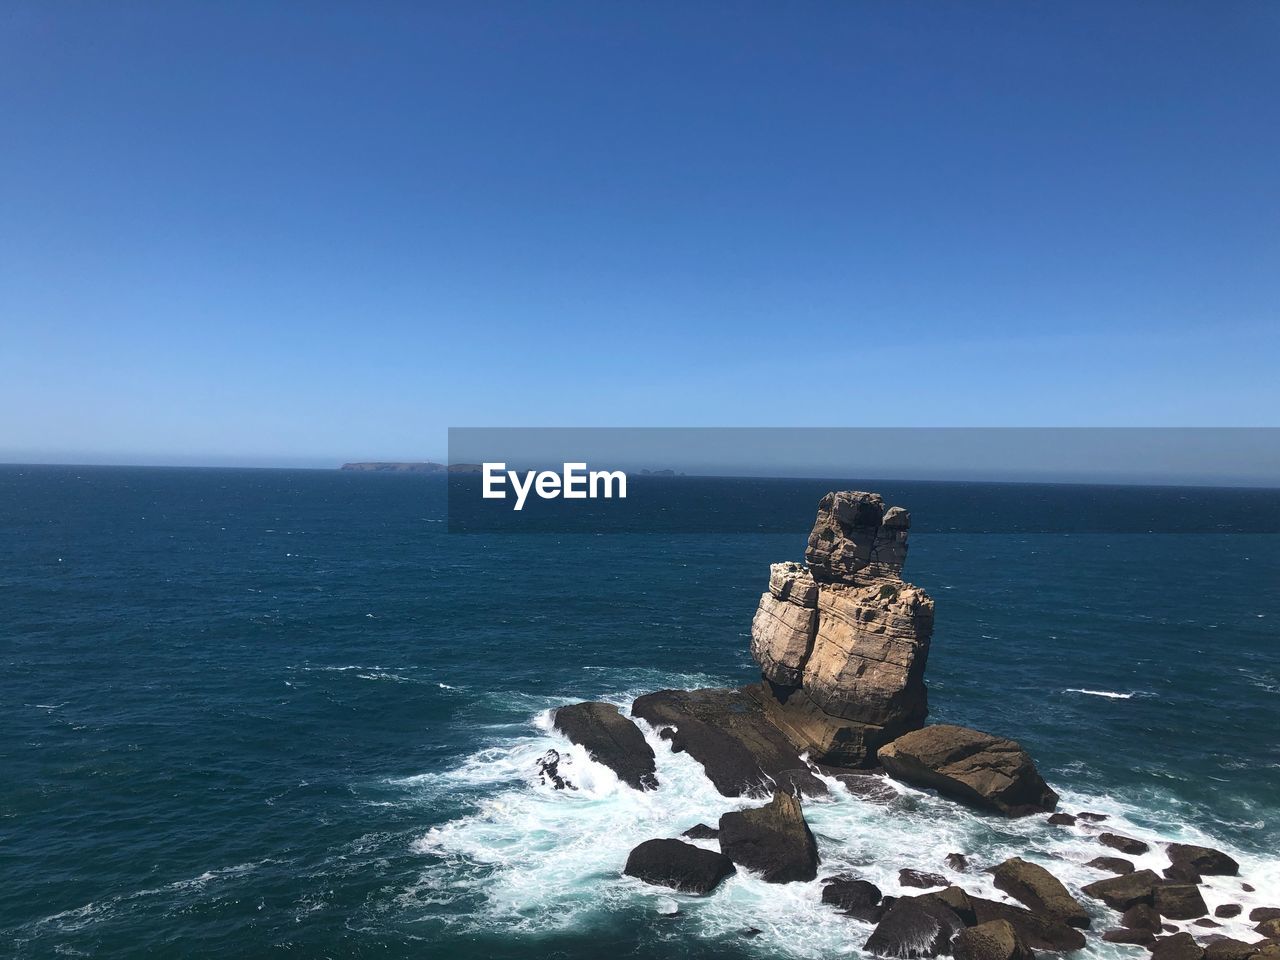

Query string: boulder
[970,896,1087,951]
[1253,910,1280,923]
[929,887,977,925]
[1195,919,1221,928]
[1258,921,1280,939]
[878,725,1059,817]
[1156,884,1208,920]
[1106,928,1158,946]
[682,823,718,840]
[991,856,1090,927]
[1087,856,1136,875]
[552,702,658,790]
[865,896,965,958]
[823,877,883,912]
[631,687,826,797]
[900,869,950,889]
[1122,903,1164,934]
[1215,905,1242,919]
[1165,863,1203,884]
[717,791,819,883]
[1167,843,1239,877]
[1204,940,1259,960]
[1080,869,1162,910]
[1151,932,1205,960]
[1048,813,1078,826]
[622,838,736,894]
[953,920,1035,960]
[1100,833,1150,855]
[805,491,909,582]
[947,853,971,872]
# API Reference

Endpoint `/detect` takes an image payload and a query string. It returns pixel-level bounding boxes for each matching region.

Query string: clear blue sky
[1,2,1277,466]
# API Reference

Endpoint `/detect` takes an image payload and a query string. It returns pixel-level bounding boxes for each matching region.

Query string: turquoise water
[3,466,1277,958]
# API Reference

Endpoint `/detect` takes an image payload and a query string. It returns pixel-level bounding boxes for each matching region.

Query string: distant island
[339,462,482,473]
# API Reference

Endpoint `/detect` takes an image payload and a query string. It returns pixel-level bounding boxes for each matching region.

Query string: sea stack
[748,491,935,766]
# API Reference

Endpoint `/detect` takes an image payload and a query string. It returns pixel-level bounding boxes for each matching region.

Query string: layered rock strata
[749,491,935,766]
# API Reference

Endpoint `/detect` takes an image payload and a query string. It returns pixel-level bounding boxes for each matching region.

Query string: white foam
[1065,689,1135,699]
[400,706,1280,958]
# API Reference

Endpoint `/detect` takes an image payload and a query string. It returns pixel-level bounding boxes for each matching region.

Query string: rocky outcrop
[1099,832,1149,855]
[953,920,1036,960]
[631,687,826,798]
[991,856,1090,927]
[1167,843,1239,877]
[865,896,966,958]
[536,748,574,789]
[1080,869,1162,910]
[1156,883,1209,920]
[717,791,819,883]
[746,492,936,766]
[1087,856,1135,874]
[877,725,1059,817]
[1152,932,1205,960]
[969,896,1088,951]
[552,702,658,790]
[822,876,884,917]
[622,838,736,894]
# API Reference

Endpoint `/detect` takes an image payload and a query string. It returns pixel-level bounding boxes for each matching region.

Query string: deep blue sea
[3,466,1278,958]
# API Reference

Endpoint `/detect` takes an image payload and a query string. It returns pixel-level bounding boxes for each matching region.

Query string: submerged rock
[953,920,1036,960]
[536,748,575,790]
[717,791,819,883]
[865,896,965,958]
[877,724,1059,817]
[631,687,825,798]
[990,856,1090,927]
[1048,813,1078,826]
[1167,843,1240,877]
[1100,832,1150,855]
[946,853,971,872]
[552,701,658,790]
[622,838,735,894]
[681,823,718,840]
[1087,856,1136,875]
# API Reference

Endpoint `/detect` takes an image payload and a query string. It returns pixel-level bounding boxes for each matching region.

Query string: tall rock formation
[748,491,935,766]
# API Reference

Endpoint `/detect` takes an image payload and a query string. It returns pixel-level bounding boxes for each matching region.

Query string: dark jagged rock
[1048,813,1077,826]
[1107,927,1158,945]
[1088,856,1136,874]
[823,877,883,912]
[865,896,965,958]
[536,748,575,790]
[900,868,949,889]
[836,771,901,804]
[878,725,1058,817]
[1204,940,1260,960]
[1123,903,1165,933]
[1151,932,1205,960]
[928,887,977,926]
[1156,883,1208,920]
[991,856,1090,927]
[1081,869,1162,910]
[717,791,819,883]
[953,920,1035,960]
[631,687,825,798]
[947,853,971,872]
[622,838,735,894]
[1215,904,1242,919]
[1078,811,1109,822]
[1167,844,1240,877]
[552,702,658,790]
[1100,833,1150,855]
[682,823,719,840]
[1165,863,1203,884]
[970,896,1087,952]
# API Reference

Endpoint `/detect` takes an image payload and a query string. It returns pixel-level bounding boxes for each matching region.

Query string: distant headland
[339,462,482,473]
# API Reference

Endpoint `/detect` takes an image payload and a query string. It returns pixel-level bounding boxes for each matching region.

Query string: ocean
[3,465,1277,958]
